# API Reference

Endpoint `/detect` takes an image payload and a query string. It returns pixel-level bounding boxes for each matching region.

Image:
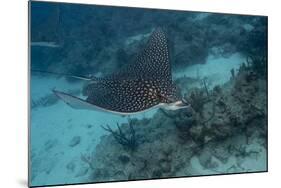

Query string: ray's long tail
[31,69,93,81]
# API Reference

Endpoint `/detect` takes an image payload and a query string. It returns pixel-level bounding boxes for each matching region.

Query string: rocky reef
[79,55,267,183]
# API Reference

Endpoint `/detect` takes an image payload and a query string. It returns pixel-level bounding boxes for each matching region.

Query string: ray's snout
[163,99,190,111]
[175,100,191,109]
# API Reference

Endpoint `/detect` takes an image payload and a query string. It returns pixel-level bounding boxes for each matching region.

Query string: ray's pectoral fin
[52,89,105,111]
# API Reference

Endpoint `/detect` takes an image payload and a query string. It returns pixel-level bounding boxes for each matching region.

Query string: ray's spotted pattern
[53,28,189,115]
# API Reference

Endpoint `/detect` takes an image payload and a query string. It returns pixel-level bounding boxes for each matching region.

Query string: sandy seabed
[30,53,267,186]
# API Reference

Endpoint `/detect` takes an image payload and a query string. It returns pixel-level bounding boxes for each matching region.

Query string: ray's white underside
[53,90,188,116]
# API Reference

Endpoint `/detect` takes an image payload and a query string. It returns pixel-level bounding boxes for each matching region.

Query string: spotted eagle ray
[53,28,189,115]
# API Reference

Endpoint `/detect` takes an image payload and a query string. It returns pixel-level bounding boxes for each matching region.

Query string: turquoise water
[30,1,267,187]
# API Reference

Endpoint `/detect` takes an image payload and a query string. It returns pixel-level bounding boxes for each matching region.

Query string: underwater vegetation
[245,55,267,78]
[80,58,267,182]
[101,120,138,151]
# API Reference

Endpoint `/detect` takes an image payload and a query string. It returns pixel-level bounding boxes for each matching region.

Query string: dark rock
[86,124,93,129]
[189,124,204,142]
[114,170,126,179]
[159,161,171,173]
[66,161,76,172]
[118,155,130,165]
[198,148,218,169]
[44,139,58,151]
[152,169,163,178]
[69,136,81,147]
[75,167,89,177]
[91,168,110,180]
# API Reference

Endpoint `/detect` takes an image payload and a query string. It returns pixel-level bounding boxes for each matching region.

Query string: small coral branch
[81,151,95,170]
[202,100,216,125]
[186,79,217,124]
[230,68,235,79]
[245,54,267,77]
[188,88,208,116]
[101,120,138,151]
[201,77,210,98]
